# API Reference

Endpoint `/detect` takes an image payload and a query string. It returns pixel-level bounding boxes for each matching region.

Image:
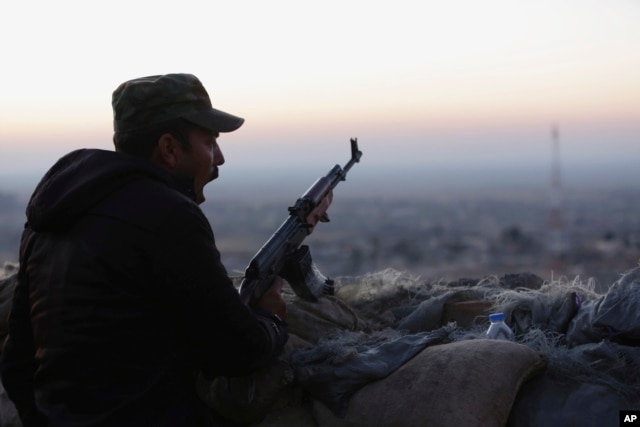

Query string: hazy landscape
[2,164,639,295]
[0,3,638,425]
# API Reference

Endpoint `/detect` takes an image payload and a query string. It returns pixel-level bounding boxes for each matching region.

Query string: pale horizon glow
[1,0,639,191]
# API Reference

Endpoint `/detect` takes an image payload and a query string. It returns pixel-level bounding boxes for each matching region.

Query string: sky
[1,0,639,197]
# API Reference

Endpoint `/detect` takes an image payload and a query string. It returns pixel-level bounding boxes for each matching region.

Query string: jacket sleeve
[0,230,47,427]
[152,202,288,378]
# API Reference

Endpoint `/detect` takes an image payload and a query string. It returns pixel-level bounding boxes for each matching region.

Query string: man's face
[175,126,224,204]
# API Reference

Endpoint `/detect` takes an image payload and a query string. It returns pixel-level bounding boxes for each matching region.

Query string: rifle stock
[238,138,363,306]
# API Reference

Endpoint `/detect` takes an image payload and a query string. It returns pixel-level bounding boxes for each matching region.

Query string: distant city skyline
[2,153,639,204]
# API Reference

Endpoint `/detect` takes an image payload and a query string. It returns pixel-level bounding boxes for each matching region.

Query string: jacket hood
[26,149,192,232]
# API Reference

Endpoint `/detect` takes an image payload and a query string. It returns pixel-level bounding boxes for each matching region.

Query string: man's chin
[209,168,219,182]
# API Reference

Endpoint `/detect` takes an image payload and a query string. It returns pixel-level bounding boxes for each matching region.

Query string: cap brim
[183,108,245,133]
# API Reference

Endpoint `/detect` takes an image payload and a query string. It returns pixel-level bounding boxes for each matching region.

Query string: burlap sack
[312,339,546,427]
[286,296,369,344]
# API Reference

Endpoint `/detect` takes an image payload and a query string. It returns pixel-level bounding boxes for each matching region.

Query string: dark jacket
[0,149,287,427]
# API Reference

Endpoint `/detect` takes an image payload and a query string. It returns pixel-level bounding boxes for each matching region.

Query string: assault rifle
[239,138,363,306]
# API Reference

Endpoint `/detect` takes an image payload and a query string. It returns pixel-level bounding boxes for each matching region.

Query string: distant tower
[547,123,568,266]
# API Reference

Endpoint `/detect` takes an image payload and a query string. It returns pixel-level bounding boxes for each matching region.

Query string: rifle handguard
[281,245,334,301]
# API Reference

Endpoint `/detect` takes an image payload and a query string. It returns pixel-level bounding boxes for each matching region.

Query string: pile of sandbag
[256,267,639,426]
[1,264,638,426]
[246,270,547,427]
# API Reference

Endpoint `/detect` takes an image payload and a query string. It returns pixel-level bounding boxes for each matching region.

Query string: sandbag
[507,340,640,426]
[313,339,546,427]
[286,296,369,344]
[508,373,637,427]
[396,288,493,333]
[292,327,452,417]
[565,267,640,347]
[592,267,640,342]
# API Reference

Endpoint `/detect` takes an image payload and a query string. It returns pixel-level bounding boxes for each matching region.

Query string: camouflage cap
[112,73,244,133]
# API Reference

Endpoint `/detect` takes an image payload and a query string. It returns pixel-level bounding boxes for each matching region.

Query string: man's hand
[257,276,287,320]
[306,191,333,233]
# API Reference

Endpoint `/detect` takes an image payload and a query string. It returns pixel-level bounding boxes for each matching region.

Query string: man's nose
[215,145,225,166]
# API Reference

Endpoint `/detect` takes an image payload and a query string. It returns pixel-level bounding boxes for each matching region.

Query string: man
[1,73,330,426]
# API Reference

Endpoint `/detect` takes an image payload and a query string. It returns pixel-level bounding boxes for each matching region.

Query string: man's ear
[152,133,182,169]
